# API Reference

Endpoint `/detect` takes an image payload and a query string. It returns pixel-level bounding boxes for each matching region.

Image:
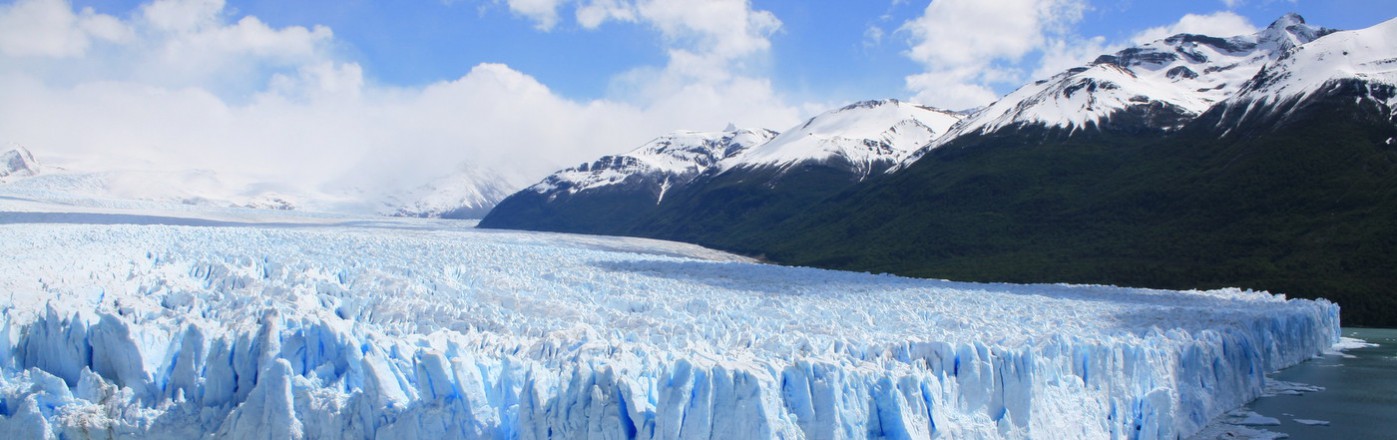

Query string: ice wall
[0,222,1340,439]
[0,303,1338,439]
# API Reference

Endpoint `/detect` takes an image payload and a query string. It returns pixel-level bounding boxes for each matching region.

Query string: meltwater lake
[1209,328,1397,439]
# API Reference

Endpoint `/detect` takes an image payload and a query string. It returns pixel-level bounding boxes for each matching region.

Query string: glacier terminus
[0,199,1341,439]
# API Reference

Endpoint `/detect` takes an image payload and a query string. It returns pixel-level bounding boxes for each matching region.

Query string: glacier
[0,203,1340,439]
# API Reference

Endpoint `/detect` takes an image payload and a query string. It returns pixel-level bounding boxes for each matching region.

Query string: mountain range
[481,14,1397,327]
[0,145,518,217]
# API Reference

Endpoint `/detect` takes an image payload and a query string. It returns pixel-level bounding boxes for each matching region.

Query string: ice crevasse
[0,222,1339,439]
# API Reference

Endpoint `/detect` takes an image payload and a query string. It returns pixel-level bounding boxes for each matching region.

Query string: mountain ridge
[484,13,1397,326]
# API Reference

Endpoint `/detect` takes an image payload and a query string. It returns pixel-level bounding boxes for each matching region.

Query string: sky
[1,0,1394,199]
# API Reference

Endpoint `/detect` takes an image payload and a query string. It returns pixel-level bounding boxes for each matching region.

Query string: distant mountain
[386,166,520,219]
[533,127,777,201]
[0,145,521,218]
[726,99,961,177]
[481,127,777,233]
[481,100,962,235]
[0,145,41,181]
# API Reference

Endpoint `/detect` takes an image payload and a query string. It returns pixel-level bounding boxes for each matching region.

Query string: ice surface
[1330,336,1378,351]
[1230,411,1282,426]
[1292,419,1329,426]
[1321,336,1378,359]
[0,201,1340,438]
[1261,379,1323,397]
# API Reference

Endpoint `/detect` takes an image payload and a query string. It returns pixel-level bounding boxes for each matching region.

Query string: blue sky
[3,0,1396,191]
[64,0,1397,104]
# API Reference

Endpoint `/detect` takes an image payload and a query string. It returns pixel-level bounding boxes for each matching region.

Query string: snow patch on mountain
[0,166,311,211]
[387,166,520,219]
[934,14,1332,142]
[0,146,522,218]
[1228,16,1397,113]
[530,127,777,196]
[726,99,961,176]
[0,145,41,181]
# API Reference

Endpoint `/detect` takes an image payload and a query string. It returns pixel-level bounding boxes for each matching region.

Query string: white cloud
[0,0,802,208]
[498,0,798,129]
[863,25,885,48]
[501,0,783,89]
[1131,11,1259,45]
[1031,35,1120,80]
[1221,0,1244,9]
[576,0,635,28]
[141,0,222,32]
[631,0,780,59]
[0,0,132,57]
[898,0,1088,110]
[502,0,568,30]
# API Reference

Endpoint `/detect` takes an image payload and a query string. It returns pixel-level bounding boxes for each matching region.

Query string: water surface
[1208,327,1397,439]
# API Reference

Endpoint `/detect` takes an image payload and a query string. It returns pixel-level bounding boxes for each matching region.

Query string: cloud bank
[0,0,1269,209]
[0,0,801,206]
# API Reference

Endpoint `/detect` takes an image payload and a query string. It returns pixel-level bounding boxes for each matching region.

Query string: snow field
[0,221,1338,439]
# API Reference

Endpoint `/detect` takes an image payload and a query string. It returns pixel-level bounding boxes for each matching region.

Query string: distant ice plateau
[0,197,1344,439]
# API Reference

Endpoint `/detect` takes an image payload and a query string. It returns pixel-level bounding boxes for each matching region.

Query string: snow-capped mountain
[1214,16,1397,128]
[0,145,522,218]
[530,127,778,200]
[479,127,778,233]
[0,165,307,211]
[939,13,1333,141]
[481,100,965,234]
[0,145,41,181]
[387,166,520,219]
[725,99,961,177]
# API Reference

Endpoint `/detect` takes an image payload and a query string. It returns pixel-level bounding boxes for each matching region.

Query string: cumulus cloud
[575,0,635,28]
[0,0,131,57]
[0,0,802,209]
[898,0,1088,110]
[497,0,784,102]
[863,26,885,48]
[502,0,568,30]
[1030,35,1119,82]
[1131,11,1259,44]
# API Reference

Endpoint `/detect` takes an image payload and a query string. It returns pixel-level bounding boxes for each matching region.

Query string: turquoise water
[1233,327,1397,439]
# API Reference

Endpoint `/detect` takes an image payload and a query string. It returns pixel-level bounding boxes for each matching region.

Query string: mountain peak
[1,145,41,180]
[727,99,963,174]
[840,99,902,111]
[1268,13,1306,30]
[1258,13,1331,50]
[528,127,777,196]
[1225,14,1397,117]
[924,13,1343,147]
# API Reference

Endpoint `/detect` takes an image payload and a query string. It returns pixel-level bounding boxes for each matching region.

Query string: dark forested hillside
[744,87,1397,326]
